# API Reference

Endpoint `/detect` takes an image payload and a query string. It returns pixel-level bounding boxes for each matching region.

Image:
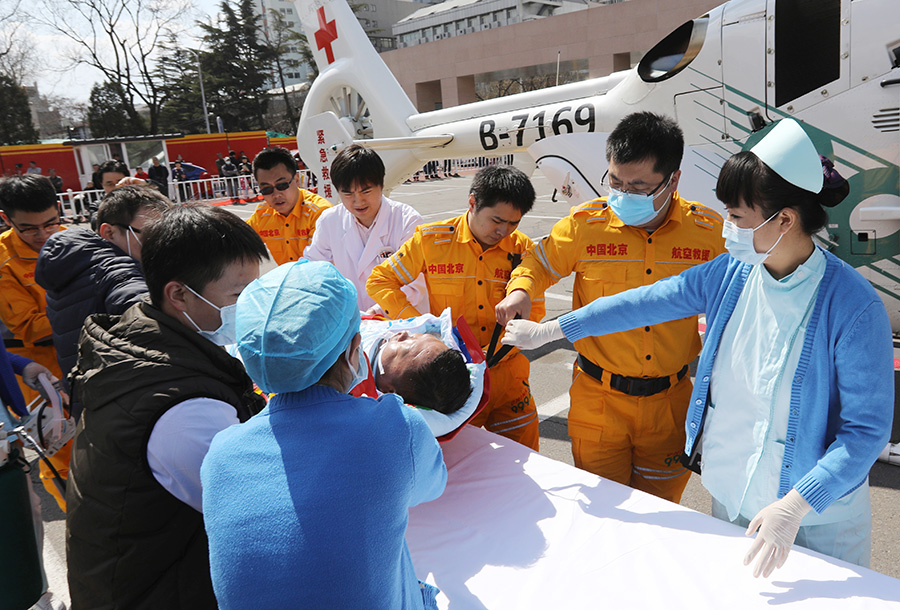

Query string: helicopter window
[775,0,841,107]
[637,18,708,83]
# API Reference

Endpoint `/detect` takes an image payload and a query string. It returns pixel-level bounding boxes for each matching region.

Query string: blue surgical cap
[236,260,360,394]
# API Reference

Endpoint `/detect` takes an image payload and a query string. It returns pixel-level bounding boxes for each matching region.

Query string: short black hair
[470,165,535,215]
[716,151,831,235]
[606,112,684,178]
[398,349,473,415]
[141,203,269,306]
[330,144,385,191]
[98,160,130,179]
[0,174,58,215]
[252,146,298,179]
[96,186,172,229]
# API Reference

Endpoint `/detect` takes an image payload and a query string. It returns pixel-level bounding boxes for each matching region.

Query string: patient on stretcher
[373,330,471,414]
[355,309,486,439]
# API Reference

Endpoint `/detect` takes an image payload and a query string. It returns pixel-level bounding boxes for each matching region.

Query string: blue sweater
[1,342,29,418]
[559,249,893,514]
[201,385,447,610]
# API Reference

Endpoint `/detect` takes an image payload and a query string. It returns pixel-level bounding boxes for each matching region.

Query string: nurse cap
[749,118,824,194]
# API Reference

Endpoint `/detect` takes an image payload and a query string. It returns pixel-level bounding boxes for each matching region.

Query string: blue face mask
[182,285,238,346]
[722,212,783,266]
[606,174,673,227]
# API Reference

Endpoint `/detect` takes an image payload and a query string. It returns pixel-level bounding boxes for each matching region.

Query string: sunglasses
[258,180,294,196]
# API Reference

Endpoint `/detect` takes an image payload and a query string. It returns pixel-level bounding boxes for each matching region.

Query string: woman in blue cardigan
[503,119,893,578]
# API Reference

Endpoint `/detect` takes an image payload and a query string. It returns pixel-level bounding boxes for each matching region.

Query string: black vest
[66,302,265,610]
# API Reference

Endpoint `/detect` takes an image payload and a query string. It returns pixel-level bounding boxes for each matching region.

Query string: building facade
[381,0,722,111]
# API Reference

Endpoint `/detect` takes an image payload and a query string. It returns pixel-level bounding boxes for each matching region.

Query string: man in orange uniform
[496,113,725,502]
[247,147,330,264]
[0,174,70,508]
[368,165,545,450]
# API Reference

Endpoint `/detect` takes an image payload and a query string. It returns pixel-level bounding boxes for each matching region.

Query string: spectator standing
[90,164,102,191]
[47,169,63,193]
[134,167,149,180]
[147,157,170,198]
[172,162,187,201]
[26,161,42,175]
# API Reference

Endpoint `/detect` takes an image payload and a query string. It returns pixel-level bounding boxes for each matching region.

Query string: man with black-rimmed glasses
[247,146,331,264]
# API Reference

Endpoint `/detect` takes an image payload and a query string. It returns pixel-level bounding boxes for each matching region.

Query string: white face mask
[126,225,141,259]
[344,343,368,392]
[722,211,784,266]
[182,285,237,346]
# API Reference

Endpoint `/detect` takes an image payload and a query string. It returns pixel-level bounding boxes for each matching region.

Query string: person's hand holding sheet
[743,489,812,578]
[501,319,564,351]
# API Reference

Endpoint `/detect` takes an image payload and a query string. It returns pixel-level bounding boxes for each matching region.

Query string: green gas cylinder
[0,445,44,610]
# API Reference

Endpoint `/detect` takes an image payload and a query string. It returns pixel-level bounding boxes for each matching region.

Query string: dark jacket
[35,228,147,390]
[66,302,265,610]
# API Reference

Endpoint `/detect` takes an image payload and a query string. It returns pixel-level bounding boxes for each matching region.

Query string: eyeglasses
[258,180,294,196]
[8,217,61,238]
[601,170,671,198]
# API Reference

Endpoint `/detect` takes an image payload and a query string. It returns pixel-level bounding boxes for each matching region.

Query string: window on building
[468,17,475,27]
[286,7,292,13]
[279,7,286,13]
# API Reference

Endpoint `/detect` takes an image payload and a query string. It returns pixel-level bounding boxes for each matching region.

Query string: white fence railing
[53,170,315,220]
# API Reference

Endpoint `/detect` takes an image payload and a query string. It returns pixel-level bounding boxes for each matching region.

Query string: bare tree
[34,0,190,134]
[0,0,38,83]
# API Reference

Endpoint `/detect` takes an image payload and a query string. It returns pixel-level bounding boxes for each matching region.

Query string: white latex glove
[500,319,564,350]
[743,489,812,578]
[21,363,69,406]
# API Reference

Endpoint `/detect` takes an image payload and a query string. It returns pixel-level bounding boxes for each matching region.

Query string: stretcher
[407,426,900,609]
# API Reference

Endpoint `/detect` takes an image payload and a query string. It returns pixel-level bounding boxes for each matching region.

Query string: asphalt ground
[32,171,900,606]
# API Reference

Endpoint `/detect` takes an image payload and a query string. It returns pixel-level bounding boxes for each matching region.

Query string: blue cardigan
[1,341,29,417]
[201,384,447,610]
[559,249,893,514]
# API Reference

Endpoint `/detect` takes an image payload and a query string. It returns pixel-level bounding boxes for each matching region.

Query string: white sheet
[407,426,900,609]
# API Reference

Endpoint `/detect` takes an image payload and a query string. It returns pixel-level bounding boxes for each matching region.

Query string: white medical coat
[305,195,429,312]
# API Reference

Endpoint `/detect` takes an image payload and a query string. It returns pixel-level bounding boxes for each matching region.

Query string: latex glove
[744,489,812,578]
[495,289,532,327]
[500,319,564,350]
[21,363,69,406]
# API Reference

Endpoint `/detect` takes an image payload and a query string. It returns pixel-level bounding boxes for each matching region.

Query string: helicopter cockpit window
[775,0,841,107]
[637,18,708,83]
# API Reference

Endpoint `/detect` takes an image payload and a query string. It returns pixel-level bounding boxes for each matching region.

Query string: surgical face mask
[606,174,672,227]
[344,343,368,392]
[182,284,238,346]
[722,211,784,266]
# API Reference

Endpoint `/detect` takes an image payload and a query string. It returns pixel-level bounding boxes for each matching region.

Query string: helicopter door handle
[881,77,900,87]
[859,207,900,221]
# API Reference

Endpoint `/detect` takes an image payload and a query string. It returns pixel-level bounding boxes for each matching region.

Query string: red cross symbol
[315,6,338,64]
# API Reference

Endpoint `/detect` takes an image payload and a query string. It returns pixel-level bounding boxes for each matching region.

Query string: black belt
[576,354,688,397]
[485,314,521,368]
[3,338,53,348]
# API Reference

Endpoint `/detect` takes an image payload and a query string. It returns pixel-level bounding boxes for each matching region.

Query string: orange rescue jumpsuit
[246,188,330,265]
[367,213,546,450]
[0,228,70,509]
[507,194,725,501]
